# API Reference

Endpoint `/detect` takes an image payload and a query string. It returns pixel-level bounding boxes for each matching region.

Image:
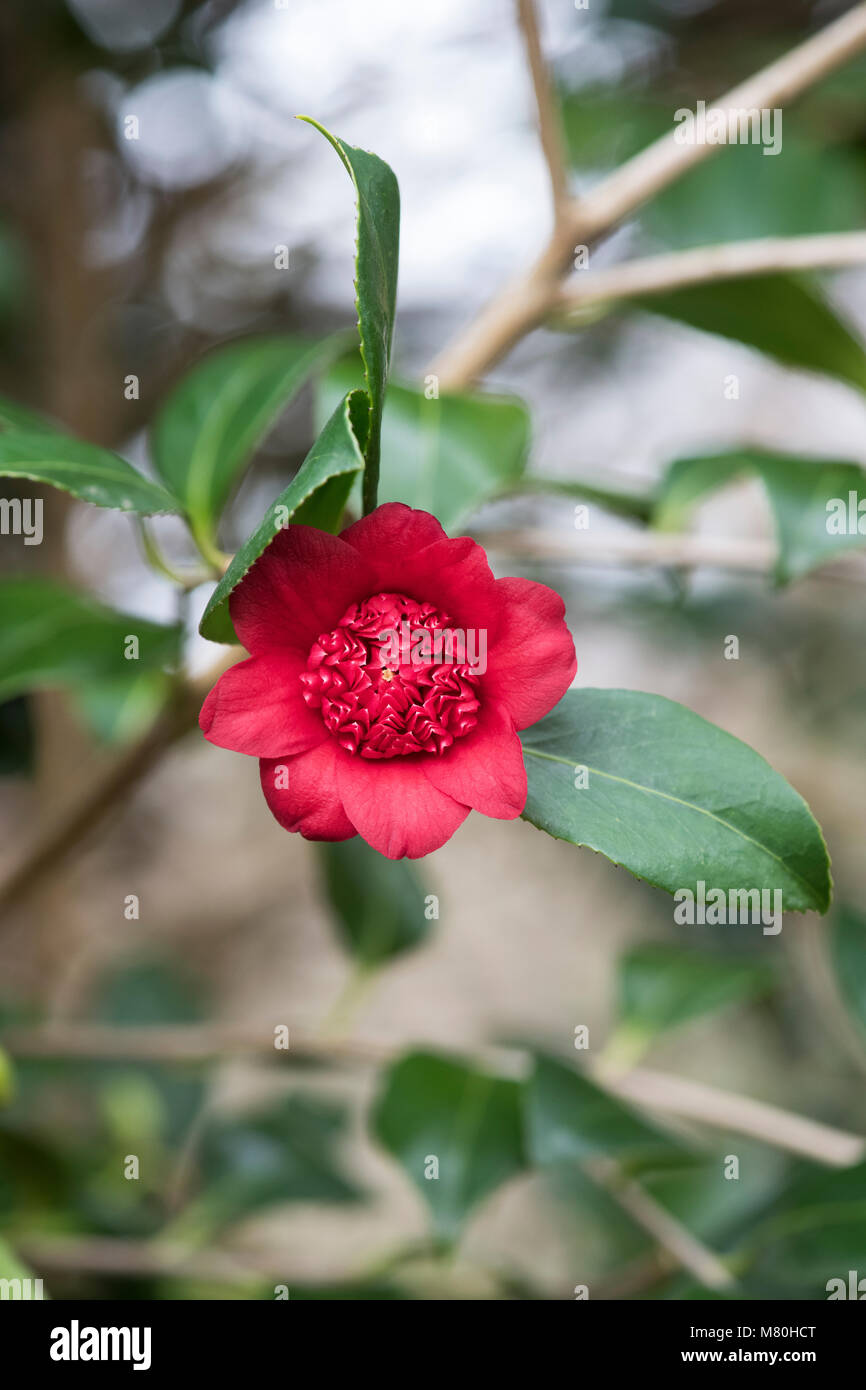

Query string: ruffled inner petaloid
[300,591,481,759]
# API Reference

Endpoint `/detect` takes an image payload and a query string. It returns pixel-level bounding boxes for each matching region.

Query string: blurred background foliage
[0,0,865,1299]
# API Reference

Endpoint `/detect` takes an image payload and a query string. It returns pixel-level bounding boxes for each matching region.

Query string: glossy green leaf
[199,391,367,643]
[637,274,866,396]
[831,907,866,1045]
[617,944,774,1042]
[0,577,182,704]
[520,689,831,914]
[317,363,530,530]
[151,334,343,543]
[301,119,400,513]
[655,449,866,584]
[0,429,180,514]
[194,1094,362,1233]
[374,1051,525,1242]
[318,838,431,965]
[525,1054,682,1167]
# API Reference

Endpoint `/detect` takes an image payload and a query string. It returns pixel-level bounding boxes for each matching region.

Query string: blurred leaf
[374,1051,525,1243]
[643,141,866,250]
[151,334,344,546]
[525,1054,682,1167]
[520,689,832,913]
[0,429,180,514]
[654,449,866,583]
[318,838,431,966]
[0,695,34,776]
[194,1094,361,1233]
[94,962,207,1150]
[199,392,367,643]
[317,364,530,530]
[754,1162,866,1289]
[560,86,673,169]
[301,119,400,507]
[831,907,866,1046]
[636,275,866,396]
[0,1048,14,1107]
[520,473,654,522]
[0,396,50,431]
[0,1235,38,1286]
[0,577,182,704]
[72,670,172,746]
[616,944,774,1048]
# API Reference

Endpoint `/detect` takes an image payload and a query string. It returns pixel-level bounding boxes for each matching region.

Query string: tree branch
[430,2,866,387]
[555,232,866,315]
[516,0,570,223]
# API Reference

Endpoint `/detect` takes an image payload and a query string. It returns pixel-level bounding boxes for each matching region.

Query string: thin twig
[3,1023,863,1168]
[586,1158,736,1291]
[555,232,866,315]
[430,2,866,386]
[516,0,570,223]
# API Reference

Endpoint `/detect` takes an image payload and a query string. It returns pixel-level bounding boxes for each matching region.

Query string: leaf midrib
[522,745,819,902]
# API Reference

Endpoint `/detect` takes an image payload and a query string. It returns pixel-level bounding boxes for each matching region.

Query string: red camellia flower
[200,504,576,858]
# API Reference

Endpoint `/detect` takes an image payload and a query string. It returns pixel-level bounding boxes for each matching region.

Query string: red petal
[343,504,503,639]
[423,702,526,819]
[260,743,355,841]
[340,502,447,566]
[230,525,376,655]
[484,577,576,729]
[336,753,469,859]
[199,651,326,758]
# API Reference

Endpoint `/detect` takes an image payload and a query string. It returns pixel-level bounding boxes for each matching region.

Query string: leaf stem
[136,518,206,590]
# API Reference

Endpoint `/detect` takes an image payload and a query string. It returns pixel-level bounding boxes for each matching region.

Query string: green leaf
[655,449,866,584]
[72,671,172,746]
[526,1054,683,1168]
[754,1162,866,1289]
[300,119,400,513]
[151,334,344,546]
[374,1051,525,1243]
[831,907,866,1045]
[616,944,774,1043]
[318,838,432,966]
[0,395,55,432]
[0,577,182,704]
[194,1094,361,1233]
[199,391,367,643]
[317,363,530,530]
[642,140,866,250]
[0,429,180,514]
[637,274,866,396]
[520,689,831,914]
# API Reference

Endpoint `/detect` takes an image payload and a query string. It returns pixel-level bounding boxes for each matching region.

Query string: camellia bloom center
[300,592,482,759]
